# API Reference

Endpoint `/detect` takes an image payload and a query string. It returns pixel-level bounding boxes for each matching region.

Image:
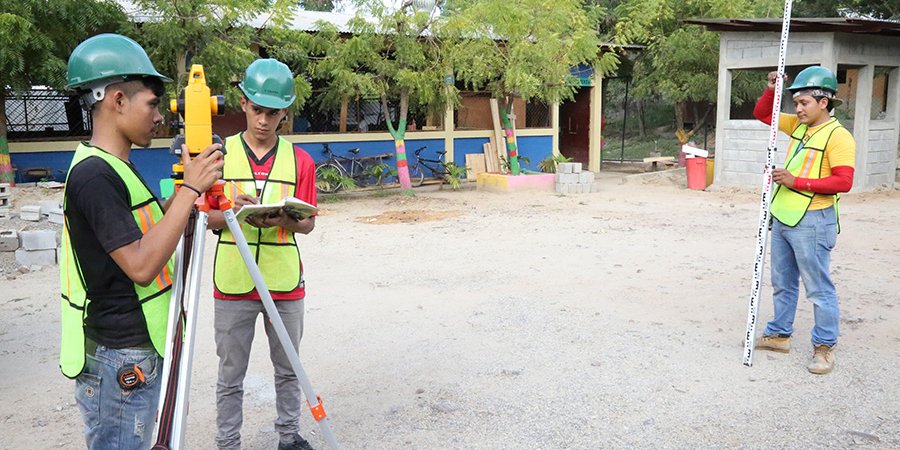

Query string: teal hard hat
[238,59,296,109]
[66,33,171,90]
[788,66,842,107]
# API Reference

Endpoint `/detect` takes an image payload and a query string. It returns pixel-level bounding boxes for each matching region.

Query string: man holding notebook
[205,58,317,450]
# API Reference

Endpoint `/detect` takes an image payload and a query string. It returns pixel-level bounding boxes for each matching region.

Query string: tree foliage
[0,0,126,93]
[793,0,900,20]
[613,0,782,138]
[444,0,619,105]
[126,0,309,110]
[0,0,126,183]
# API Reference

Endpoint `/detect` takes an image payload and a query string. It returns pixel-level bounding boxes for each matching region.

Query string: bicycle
[407,146,451,187]
[315,143,394,193]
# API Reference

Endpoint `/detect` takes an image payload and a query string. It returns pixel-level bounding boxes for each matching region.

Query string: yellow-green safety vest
[770,118,843,227]
[213,134,302,295]
[59,143,173,378]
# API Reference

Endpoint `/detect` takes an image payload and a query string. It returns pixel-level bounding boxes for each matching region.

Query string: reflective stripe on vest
[59,143,173,379]
[770,119,843,227]
[213,134,302,295]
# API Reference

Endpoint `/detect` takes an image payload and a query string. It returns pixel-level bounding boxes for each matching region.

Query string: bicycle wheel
[350,159,369,187]
[315,162,344,193]
[407,164,425,187]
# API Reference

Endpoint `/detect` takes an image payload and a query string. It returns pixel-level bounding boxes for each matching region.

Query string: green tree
[445,0,618,175]
[288,0,451,191]
[794,0,899,20]
[613,0,781,145]
[127,0,309,113]
[0,0,126,184]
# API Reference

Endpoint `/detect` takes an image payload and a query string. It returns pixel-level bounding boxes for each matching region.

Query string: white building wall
[715,31,900,191]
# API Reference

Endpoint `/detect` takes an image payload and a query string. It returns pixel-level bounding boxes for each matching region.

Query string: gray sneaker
[755,334,791,353]
[807,344,835,375]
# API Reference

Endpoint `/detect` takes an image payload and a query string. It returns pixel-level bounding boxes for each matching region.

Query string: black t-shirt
[65,153,152,348]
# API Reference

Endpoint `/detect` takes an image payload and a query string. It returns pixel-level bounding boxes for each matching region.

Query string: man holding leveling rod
[59,34,222,449]
[752,66,856,375]
[205,58,318,450]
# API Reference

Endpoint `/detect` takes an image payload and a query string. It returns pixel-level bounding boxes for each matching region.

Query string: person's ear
[239,96,248,113]
[112,89,128,113]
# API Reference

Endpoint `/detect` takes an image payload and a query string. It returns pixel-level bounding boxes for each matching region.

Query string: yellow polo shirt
[778,113,856,210]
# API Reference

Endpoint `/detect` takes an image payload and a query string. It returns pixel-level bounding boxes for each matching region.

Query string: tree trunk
[0,95,15,185]
[339,97,348,132]
[382,91,412,191]
[499,96,521,175]
[674,102,689,144]
[637,100,646,138]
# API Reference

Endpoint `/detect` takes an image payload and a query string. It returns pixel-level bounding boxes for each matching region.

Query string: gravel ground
[0,173,898,449]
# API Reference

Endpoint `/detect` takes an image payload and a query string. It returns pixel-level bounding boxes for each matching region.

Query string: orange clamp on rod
[307,396,327,421]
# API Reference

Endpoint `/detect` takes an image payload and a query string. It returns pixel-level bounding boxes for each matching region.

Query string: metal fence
[297,95,437,133]
[5,88,91,140]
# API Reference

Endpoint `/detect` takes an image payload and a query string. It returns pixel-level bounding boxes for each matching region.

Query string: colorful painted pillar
[500,110,521,175]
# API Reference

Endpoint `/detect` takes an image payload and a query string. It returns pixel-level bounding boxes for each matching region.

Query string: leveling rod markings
[743,0,794,367]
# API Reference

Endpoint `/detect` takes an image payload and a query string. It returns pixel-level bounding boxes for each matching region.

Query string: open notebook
[234,197,318,223]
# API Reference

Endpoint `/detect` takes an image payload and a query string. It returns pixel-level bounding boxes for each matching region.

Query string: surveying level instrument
[152,64,339,450]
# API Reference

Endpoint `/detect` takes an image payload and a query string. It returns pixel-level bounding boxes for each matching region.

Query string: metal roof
[684,17,900,37]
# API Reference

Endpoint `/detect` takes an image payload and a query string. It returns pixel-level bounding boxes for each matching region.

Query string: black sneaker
[278,433,314,450]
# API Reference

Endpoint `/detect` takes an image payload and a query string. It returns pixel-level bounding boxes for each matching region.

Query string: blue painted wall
[452,136,551,173]
[10,134,552,197]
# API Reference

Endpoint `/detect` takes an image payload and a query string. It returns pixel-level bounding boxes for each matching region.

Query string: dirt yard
[1,172,898,449]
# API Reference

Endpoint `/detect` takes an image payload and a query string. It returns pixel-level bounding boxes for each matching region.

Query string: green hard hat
[66,33,172,90]
[788,66,838,93]
[238,59,296,109]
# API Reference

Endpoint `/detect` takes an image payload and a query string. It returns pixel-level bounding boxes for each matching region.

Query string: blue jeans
[765,206,840,346]
[75,343,162,450]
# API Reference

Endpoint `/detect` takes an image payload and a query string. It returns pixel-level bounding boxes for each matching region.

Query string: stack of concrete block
[0,230,17,252]
[39,200,64,224]
[15,229,57,267]
[0,183,10,218]
[555,162,599,194]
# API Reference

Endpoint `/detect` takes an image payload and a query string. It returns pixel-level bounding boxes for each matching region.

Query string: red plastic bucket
[686,156,707,190]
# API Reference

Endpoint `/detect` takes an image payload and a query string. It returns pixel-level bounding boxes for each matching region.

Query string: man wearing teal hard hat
[60,33,223,449]
[205,59,317,450]
[752,65,856,375]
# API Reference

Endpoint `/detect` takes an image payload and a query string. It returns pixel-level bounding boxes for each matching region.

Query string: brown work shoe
[755,334,790,353]
[807,344,836,375]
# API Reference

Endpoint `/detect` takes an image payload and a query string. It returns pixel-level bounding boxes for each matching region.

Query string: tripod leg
[222,209,339,450]
[170,211,209,449]
[155,238,185,437]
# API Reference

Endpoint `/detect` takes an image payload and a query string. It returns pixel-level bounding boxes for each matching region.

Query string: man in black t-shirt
[60,34,223,450]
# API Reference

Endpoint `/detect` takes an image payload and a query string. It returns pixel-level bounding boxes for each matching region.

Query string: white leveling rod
[743,0,794,366]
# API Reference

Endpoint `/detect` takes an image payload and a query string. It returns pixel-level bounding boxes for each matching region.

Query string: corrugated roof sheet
[684,17,900,37]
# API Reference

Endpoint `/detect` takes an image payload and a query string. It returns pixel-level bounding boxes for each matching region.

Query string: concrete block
[0,197,8,208]
[48,209,64,224]
[570,162,583,173]
[15,248,56,267]
[20,205,41,221]
[0,183,10,197]
[0,206,10,219]
[39,200,61,216]
[558,173,580,184]
[0,230,18,252]
[557,163,573,174]
[579,170,595,184]
[20,230,57,250]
